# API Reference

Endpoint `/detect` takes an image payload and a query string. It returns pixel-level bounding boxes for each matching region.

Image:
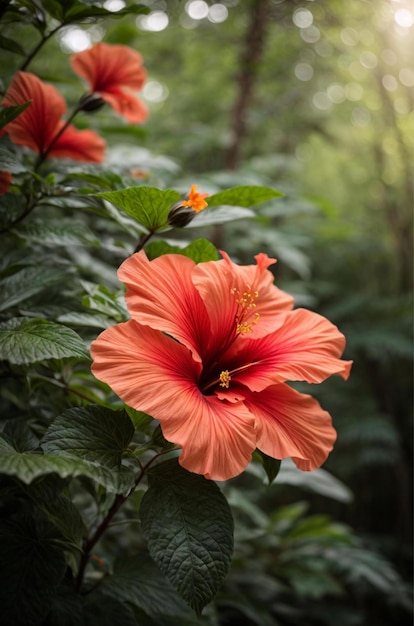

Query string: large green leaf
[12,219,100,247]
[97,186,181,231]
[83,590,139,626]
[206,185,283,207]
[276,459,353,503]
[188,206,255,227]
[0,102,31,130]
[0,435,134,493]
[0,266,68,312]
[0,508,67,626]
[0,147,27,173]
[140,459,234,615]
[146,238,219,263]
[41,405,135,470]
[256,450,281,485]
[99,555,193,619]
[0,317,89,364]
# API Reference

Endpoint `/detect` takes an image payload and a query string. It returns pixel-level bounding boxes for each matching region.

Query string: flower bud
[78,93,106,113]
[168,201,197,228]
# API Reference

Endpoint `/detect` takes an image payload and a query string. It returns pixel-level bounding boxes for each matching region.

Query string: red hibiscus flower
[91,251,352,481]
[1,71,105,162]
[0,170,12,194]
[70,43,148,124]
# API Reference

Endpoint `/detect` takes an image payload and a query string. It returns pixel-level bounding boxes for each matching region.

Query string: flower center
[231,285,260,334]
[219,370,231,388]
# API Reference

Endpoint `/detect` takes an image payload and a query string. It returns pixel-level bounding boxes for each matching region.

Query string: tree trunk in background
[225,0,269,170]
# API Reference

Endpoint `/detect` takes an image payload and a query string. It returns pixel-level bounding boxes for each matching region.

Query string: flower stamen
[232,285,260,335]
[219,370,231,388]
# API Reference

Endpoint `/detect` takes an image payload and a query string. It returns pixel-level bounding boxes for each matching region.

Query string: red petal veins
[243,383,337,471]
[2,71,66,155]
[71,43,148,123]
[227,308,352,391]
[118,251,211,363]
[90,319,256,480]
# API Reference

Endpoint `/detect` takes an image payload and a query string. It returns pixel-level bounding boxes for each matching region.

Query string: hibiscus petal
[191,252,294,355]
[71,43,147,122]
[118,251,211,362]
[243,383,337,470]
[0,170,12,194]
[101,88,148,124]
[71,43,146,92]
[2,71,66,155]
[90,320,256,481]
[50,122,105,162]
[228,308,352,391]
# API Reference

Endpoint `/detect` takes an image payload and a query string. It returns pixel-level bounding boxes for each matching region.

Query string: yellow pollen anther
[232,284,260,335]
[237,312,260,334]
[219,370,231,388]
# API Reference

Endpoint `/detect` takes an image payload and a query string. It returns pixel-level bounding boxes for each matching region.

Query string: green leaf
[0,34,25,55]
[83,591,139,626]
[0,265,69,312]
[0,147,28,173]
[99,555,193,619]
[12,219,100,247]
[206,185,283,208]
[146,238,219,263]
[44,585,83,626]
[276,459,353,503]
[81,281,127,321]
[188,206,255,227]
[41,0,64,20]
[0,508,67,626]
[64,3,149,21]
[125,406,154,433]
[140,459,234,615]
[0,101,31,130]
[0,435,134,493]
[0,317,89,364]
[27,479,83,557]
[41,405,135,470]
[97,186,181,231]
[256,450,281,485]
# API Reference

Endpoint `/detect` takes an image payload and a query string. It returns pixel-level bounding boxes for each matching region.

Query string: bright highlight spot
[294,62,314,81]
[60,27,91,53]
[399,67,414,87]
[312,92,331,110]
[293,8,313,28]
[382,74,398,92]
[103,0,126,10]
[143,81,169,103]
[137,11,169,31]
[208,3,228,23]
[300,26,320,43]
[186,0,209,20]
[394,8,414,27]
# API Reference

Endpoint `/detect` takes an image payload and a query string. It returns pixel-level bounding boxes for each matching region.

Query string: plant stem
[133,230,155,253]
[74,452,165,592]
[34,104,82,172]
[20,24,63,72]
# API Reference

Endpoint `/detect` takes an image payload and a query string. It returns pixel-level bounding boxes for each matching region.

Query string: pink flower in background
[91,251,352,481]
[1,71,105,162]
[71,43,148,123]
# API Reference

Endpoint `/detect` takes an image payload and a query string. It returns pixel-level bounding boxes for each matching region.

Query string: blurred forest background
[2,0,413,624]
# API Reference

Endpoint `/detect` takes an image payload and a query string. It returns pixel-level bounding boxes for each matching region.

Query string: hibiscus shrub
[0,3,407,626]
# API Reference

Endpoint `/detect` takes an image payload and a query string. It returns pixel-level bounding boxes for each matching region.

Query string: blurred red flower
[1,71,105,162]
[71,43,148,124]
[91,251,352,481]
[0,170,12,194]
